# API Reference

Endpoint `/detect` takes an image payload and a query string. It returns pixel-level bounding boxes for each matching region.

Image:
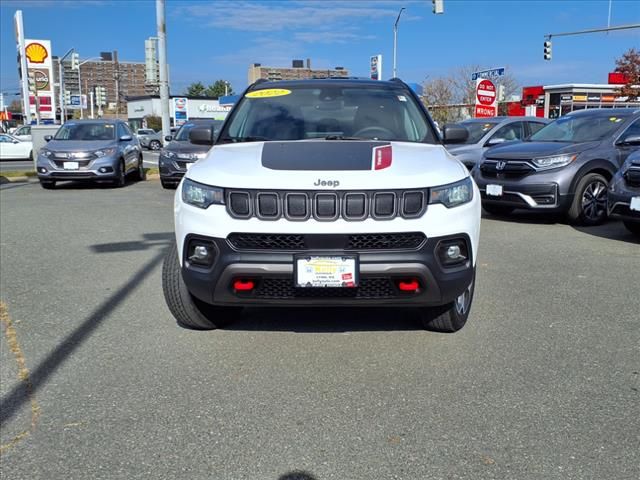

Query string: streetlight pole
[156,0,171,139]
[78,57,100,119]
[392,7,405,79]
[58,48,74,124]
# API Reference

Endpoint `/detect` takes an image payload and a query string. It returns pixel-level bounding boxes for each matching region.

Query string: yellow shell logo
[25,43,48,64]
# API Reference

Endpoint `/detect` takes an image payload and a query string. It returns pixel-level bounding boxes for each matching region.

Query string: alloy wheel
[454,281,473,315]
[581,180,607,221]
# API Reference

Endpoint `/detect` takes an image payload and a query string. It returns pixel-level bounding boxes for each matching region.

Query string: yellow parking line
[0,301,41,454]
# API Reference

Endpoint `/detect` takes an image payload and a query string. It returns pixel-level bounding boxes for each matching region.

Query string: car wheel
[113,160,126,188]
[40,180,55,189]
[623,220,640,236]
[482,204,515,216]
[161,179,177,190]
[162,242,241,329]
[568,173,608,226]
[419,270,475,333]
[134,155,146,181]
[149,140,161,151]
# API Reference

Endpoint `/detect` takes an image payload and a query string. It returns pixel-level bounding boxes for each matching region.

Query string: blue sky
[1,0,638,97]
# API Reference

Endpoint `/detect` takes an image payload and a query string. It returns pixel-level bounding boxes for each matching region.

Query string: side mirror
[119,135,133,141]
[485,137,507,147]
[13,140,20,144]
[44,135,52,142]
[189,126,214,146]
[617,134,640,146]
[442,124,468,144]
[164,135,173,142]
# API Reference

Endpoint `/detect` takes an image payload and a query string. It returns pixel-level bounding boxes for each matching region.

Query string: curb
[0,176,30,184]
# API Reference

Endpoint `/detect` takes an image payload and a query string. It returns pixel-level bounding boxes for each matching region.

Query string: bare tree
[422,76,457,125]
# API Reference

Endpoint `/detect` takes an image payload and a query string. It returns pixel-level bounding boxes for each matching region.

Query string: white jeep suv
[163,79,481,332]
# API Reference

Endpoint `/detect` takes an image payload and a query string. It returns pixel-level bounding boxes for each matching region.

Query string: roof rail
[388,77,404,83]
[247,78,269,91]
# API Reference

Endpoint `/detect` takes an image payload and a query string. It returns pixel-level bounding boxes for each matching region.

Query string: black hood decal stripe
[261,141,390,171]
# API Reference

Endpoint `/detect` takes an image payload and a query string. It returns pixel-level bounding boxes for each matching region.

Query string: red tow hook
[233,279,255,292]
[397,279,421,293]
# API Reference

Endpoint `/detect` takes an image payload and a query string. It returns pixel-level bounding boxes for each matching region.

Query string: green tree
[185,82,206,97]
[144,115,162,131]
[615,48,640,101]
[204,80,234,98]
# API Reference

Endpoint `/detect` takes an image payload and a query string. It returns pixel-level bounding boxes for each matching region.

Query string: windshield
[458,120,501,144]
[529,113,630,143]
[220,85,437,143]
[54,123,115,141]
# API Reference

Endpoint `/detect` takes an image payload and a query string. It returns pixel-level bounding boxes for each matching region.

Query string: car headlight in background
[161,149,176,158]
[40,149,52,157]
[429,177,473,208]
[94,148,116,158]
[182,178,224,209]
[531,154,577,170]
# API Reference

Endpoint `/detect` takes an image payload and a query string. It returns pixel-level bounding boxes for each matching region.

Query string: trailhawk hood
[185,140,468,190]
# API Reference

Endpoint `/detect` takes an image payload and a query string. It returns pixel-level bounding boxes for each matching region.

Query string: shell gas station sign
[24,39,56,122]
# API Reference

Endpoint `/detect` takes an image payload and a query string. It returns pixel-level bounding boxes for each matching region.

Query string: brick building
[248,59,349,84]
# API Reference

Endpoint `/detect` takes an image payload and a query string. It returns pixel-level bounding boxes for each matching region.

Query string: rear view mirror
[44,135,52,142]
[189,127,214,146]
[618,134,640,146]
[119,135,132,141]
[442,125,468,144]
[164,135,173,142]
[486,137,507,147]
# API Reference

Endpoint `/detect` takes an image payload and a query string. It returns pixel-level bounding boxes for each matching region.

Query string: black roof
[566,107,639,117]
[248,78,408,90]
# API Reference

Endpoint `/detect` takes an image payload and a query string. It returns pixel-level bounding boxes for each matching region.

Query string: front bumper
[159,155,192,184]
[36,154,120,182]
[181,234,475,307]
[608,188,640,223]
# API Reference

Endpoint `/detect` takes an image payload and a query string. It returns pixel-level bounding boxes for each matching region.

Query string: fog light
[233,279,255,292]
[186,240,216,267]
[438,239,469,267]
[99,167,107,173]
[397,278,421,293]
[37,167,47,173]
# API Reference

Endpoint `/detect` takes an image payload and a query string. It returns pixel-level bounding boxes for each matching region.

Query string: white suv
[162,79,481,332]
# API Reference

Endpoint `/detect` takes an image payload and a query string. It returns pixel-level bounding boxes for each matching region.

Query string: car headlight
[40,149,52,157]
[429,177,473,208]
[182,178,224,209]
[161,149,176,158]
[531,154,577,170]
[94,148,116,158]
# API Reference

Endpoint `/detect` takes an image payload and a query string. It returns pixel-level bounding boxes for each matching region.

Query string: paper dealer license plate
[486,184,503,196]
[631,196,640,212]
[63,161,79,170]
[295,256,358,288]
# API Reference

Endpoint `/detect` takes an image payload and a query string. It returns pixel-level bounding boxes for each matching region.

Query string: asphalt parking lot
[1,179,638,480]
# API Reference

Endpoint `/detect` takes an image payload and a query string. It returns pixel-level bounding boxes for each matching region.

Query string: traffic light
[65,90,71,105]
[544,40,552,61]
[432,0,444,14]
[71,52,79,70]
[28,70,36,93]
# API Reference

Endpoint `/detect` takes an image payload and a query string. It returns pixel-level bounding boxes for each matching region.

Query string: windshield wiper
[218,136,269,143]
[323,135,366,140]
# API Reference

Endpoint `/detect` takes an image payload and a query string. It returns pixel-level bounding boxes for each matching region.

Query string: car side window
[0,135,10,143]
[619,119,640,142]
[117,123,128,139]
[491,122,525,142]
[528,122,546,136]
[123,124,134,137]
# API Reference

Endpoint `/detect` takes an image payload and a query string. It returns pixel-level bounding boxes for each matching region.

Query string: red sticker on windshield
[372,145,392,170]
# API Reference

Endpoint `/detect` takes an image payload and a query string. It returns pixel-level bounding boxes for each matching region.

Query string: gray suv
[608,150,640,235]
[136,128,163,150]
[37,119,145,189]
[446,116,550,169]
[473,108,640,225]
[158,119,222,189]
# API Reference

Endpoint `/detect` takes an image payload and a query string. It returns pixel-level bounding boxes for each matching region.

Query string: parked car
[608,149,640,235]
[0,133,32,160]
[136,128,163,151]
[473,108,640,225]
[12,125,32,142]
[445,116,550,169]
[162,78,481,333]
[36,119,145,189]
[158,119,223,189]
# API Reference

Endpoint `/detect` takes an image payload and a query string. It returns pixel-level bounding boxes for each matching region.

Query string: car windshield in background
[458,120,501,144]
[54,123,116,141]
[529,113,631,143]
[174,123,197,141]
[221,85,437,143]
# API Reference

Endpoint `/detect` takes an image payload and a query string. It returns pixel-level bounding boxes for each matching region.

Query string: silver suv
[37,119,145,189]
[136,128,163,150]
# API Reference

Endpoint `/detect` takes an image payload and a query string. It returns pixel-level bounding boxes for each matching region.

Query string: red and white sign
[475,78,497,118]
[372,145,392,170]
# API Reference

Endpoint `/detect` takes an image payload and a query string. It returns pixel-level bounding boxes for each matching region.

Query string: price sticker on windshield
[246,89,291,99]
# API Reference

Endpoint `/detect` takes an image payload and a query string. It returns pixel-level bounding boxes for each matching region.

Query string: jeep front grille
[254,277,397,299]
[227,232,426,251]
[225,189,428,221]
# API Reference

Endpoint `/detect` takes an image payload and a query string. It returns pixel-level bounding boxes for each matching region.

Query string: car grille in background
[480,160,535,179]
[624,167,640,187]
[254,277,397,299]
[227,232,426,251]
[226,189,427,221]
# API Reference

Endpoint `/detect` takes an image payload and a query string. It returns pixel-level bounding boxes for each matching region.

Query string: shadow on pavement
[0,233,173,426]
[572,220,640,245]
[481,210,563,224]
[228,306,422,333]
[278,472,318,480]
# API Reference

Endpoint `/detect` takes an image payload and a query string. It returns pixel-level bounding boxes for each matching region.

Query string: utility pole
[57,48,74,123]
[156,0,171,138]
[14,11,31,125]
[392,7,405,79]
[89,90,94,119]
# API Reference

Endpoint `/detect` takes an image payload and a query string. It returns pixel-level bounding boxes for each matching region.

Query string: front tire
[133,155,146,181]
[149,140,161,151]
[161,179,177,190]
[419,270,475,333]
[40,180,55,189]
[483,204,515,216]
[567,173,608,226]
[623,220,640,236]
[162,242,241,329]
[113,160,126,188]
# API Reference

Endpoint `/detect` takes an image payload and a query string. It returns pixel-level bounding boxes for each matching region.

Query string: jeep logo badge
[314,179,340,188]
